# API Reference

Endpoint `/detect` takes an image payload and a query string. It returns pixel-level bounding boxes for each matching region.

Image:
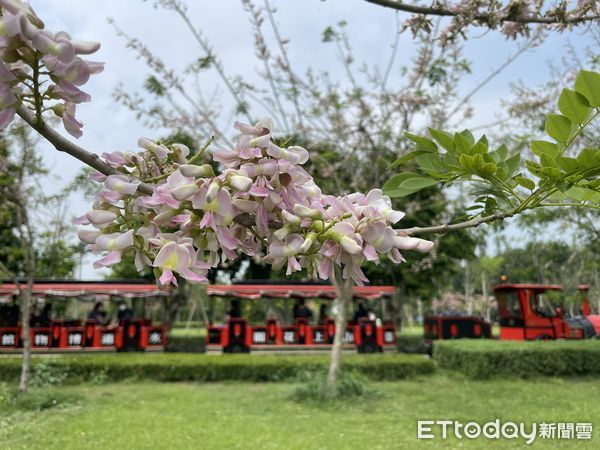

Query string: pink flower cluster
[76,118,434,286]
[0,0,103,136]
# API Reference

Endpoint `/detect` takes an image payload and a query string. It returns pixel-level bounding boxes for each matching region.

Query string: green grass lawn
[1,375,598,449]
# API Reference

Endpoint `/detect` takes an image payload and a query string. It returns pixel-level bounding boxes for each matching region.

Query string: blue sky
[29,0,593,278]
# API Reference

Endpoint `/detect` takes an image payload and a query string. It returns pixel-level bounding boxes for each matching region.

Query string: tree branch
[397,210,514,235]
[16,105,154,195]
[364,0,600,25]
[16,105,282,229]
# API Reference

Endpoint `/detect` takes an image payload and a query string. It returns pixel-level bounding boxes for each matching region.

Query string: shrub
[289,371,378,403]
[30,359,71,387]
[0,353,434,384]
[397,335,428,354]
[434,339,600,379]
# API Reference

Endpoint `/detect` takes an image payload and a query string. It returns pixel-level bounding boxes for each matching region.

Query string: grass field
[1,375,598,449]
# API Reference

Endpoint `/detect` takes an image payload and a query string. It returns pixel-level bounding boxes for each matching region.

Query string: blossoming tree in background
[1,0,600,390]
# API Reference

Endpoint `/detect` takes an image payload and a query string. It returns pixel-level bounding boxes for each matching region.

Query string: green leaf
[505,153,520,178]
[459,154,475,171]
[540,153,558,168]
[471,139,488,156]
[559,187,600,202]
[383,173,438,197]
[576,148,600,170]
[479,162,496,178]
[559,157,578,173]
[515,176,535,190]
[545,114,573,143]
[525,160,542,177]
[415,153,440,172]
[389,150,431,168]
[574,69,600,107]
[460,129,475,144]
[531,140,559,159]
[558,88,590,124]
[428,128,455,152]
[541,167,561,180]
[404,133,438,152]
[489,144,508,163]
[454,133,472,154]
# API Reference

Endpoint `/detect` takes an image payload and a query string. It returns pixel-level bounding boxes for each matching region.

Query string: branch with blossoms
[73,118,434,287]
[364,0,600,41]
[2,0,599,290]
[0,0,103,136]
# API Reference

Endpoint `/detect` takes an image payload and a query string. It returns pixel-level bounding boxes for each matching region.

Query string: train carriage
[204,283,398,353]
[0,280,168,353]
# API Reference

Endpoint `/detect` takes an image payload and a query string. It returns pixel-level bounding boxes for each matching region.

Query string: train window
[531,292,556,318]
[496,291,522,318]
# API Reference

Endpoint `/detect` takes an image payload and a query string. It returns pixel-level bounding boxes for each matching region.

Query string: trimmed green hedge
[434,339,600,379]
[0,353,434,384]
[165,336,205,353]
[166,334,429,354]
[397,335,428,354]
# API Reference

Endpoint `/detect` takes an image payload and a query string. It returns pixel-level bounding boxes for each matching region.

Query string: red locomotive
[424,283,600,342]
[496,283,600,340]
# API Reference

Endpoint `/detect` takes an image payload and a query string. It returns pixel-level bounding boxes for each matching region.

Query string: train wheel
[535,334,552,341]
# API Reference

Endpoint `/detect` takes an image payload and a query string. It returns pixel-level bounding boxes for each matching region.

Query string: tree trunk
[18,206,36,394]
[196,284,209,326]
[465,260,472,314]
[18,279,33,393]
[165,280,188,331]
[327,267,352,384]
[482,272,491,322]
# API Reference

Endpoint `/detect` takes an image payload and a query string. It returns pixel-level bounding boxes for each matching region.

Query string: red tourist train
[0,280,168,353]
[495,283,600,340]
[205,283,398,353]
[424,283,600,342]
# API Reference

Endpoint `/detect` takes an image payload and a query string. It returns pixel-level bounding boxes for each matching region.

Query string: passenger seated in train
[318,304,329,324]
[226,300,242,320]
[352,303,369,323]
[88,302,108,325]
[117,301,134,323]
[31,303,52,327]
[293,299,313,322]
[0,296,19,326]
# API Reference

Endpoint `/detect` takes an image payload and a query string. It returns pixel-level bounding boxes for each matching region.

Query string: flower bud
[393,235,434,253]
[228,175,253,192]
[178,164,214,178]
[77,229,101,244]
[293,204,321,219]
[300,232,317,253]
[340,236,362,255]
[154,210,177,226]
[171,183,199,201]
[87,210,117,225]
[281,210,301,226]
[273,226,290,241]
[205,181,221,203]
